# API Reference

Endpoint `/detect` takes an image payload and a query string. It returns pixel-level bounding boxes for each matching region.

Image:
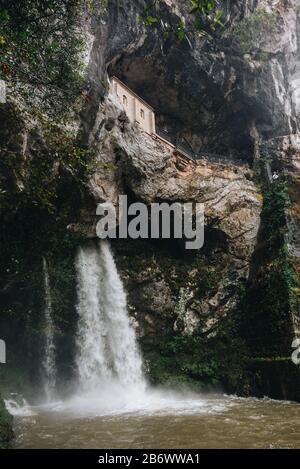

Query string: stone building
[109,76,196,166]
[109,76,156,135]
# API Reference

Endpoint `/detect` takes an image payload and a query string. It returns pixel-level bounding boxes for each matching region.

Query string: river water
[12,393,300,449]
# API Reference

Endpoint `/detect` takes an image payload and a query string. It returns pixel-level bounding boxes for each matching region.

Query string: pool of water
[11,391,300,449]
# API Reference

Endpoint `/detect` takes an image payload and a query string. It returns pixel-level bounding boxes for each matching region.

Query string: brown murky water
[13,394,300,449]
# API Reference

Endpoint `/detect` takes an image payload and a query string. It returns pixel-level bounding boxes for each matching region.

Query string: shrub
[0,0,86,115]
[225,10,277,53]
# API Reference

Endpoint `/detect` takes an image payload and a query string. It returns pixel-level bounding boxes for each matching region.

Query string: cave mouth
[111,214,229,261]
[203,226,229,256]
[108,45,256,164]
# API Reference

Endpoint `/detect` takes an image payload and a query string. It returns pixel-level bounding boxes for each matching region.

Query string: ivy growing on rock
[0,0,86,115]
[240,142,295,359]
[138,0,223,42]
[224,9,277,53]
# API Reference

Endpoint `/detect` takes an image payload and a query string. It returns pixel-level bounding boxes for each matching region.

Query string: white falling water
[42,258,56,401]
[33,241,209,416]
[75,241,145,396]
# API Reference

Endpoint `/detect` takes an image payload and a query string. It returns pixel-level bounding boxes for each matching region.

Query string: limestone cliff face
[79,0,297,328]
[82,97,262,339]
[82,0,299,155]
[0,398,13,449]
[77,0,300,394]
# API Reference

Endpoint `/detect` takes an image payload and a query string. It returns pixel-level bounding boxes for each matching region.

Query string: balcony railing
[155,127,247,167]
[156,128,196,160]
[155,127,176,146]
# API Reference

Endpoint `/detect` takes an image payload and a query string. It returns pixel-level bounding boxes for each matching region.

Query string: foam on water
[35,385,236,419]
[4,396,35,417]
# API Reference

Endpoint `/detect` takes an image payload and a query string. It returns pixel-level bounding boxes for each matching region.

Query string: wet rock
[0,398,13,449]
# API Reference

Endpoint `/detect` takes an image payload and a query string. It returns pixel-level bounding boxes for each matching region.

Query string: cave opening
[107,46,256,165]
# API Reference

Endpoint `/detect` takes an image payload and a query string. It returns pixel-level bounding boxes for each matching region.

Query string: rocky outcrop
[76,0,300,395]
[80,0,299,160]
[0,398,13,449]
[83,97,262,340]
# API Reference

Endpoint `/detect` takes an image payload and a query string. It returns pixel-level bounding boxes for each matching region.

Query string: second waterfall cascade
[75,240,146,403]
[42,258,57,402]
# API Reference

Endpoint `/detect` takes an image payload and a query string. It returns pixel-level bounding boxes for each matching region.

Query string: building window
[140,109,145,119]
[123,95,127,106]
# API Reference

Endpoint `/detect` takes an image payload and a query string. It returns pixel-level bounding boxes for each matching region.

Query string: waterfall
[42,258,56,401]
[75,241,145,394]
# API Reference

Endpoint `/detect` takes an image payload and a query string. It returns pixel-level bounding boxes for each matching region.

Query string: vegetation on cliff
[237,141,300,399]
[114,238,249,393]
[0,102,93,397]
[242,143,295,357]
[225,9,277,52]
[0,397,13,448]
[0,0,87,115]
[139,0,223,41]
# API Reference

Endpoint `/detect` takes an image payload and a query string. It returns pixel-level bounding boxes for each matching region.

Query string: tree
[0,0,224,113]
[0,0,85,114]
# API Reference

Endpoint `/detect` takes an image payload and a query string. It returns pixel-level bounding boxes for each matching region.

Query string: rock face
[78,0,300,395]
[0,398,13,449]
[84,97,262,340]
[83,0,300,159]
